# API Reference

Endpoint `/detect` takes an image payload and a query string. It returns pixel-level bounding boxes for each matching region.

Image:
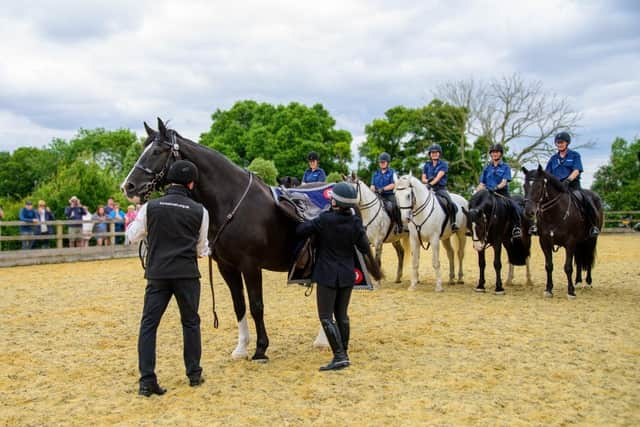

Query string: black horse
[464,189,531,294]
[122,118,300,361]
[522,166,603,298]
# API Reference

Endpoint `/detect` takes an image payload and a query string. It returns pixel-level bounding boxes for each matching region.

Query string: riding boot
[586,201,600,237]
[395,208,404,233]
[450,210,459,232]
[337,319,350,360]
[319,319,349,371]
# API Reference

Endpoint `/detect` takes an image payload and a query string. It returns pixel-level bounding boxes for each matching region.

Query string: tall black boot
[319,319,349,371]
[337,319,350,359]
[450,208,459,232]
[586,201,600,237]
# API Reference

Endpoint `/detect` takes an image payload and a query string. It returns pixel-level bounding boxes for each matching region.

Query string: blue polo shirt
[480,161,512,191]
[371,168,397,196]
[545,149,583,182]
[302,168,326,184]
[423,160,448,189]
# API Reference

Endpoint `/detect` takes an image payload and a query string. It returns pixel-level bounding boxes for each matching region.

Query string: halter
[469,192,497,250]
[396,180,435,250]
[134,131,182,198]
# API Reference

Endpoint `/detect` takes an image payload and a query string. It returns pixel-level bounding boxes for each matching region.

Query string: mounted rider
[476,144,523,239]
[370,152,404,233]
[543,132,600,238]
[302,151,327,184]
[421,144,458,232]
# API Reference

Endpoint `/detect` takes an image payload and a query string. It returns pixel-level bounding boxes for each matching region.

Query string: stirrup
[590,226,600,237]
[528,225,538,236]
[451,223,459,232]
[511,227,522,240]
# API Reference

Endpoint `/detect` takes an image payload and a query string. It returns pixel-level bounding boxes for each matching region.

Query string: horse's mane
[529,167,568,193]
[469,189,492,209]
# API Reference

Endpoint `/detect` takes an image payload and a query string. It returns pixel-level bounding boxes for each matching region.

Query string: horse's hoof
[495,290,505,296]
[251,355,269,363]
[584,283,592,289]
[526,281,534,286]
[505,281,513,287]
[567,293,576,300]
[543,291,553,298]
[408,285,417,291]
[456,280,464,285]
[231,350,249,360]
[435,287,444,293]
[475,287,485,293]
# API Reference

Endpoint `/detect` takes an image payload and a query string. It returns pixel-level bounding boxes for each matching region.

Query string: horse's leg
[506,263,514,286]
[313,326,329,349]
[540,240,554,297]
[391,240,404,283]
[564,247,576,299]
[441,237,455,284]
[585,264,593,287]
[372,240,384,289]
[218,264,250,360]
[494,244,504,295]
[408,227,420,291]
[525,257,533,286]
[476,249,486,293]
[242,269,269,361]
[456,229,466,284]
[575,263,583,288]
[432,239,443,292]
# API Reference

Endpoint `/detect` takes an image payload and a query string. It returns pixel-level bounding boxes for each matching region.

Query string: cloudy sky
[1,0,638,186]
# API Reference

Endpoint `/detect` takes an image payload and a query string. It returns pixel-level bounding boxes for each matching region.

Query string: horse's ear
[143,121,155,136]
[537,164,543,172]
[351,171,356,180]
[157,117,167,137]
[521,166,529,174]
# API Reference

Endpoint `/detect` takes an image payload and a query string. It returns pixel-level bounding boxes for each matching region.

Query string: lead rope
[207,172,254,328]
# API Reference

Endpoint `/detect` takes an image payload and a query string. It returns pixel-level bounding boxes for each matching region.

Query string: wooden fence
[0,219,137,267]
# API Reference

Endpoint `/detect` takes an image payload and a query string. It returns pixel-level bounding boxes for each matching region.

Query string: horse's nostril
[124,182,135,193]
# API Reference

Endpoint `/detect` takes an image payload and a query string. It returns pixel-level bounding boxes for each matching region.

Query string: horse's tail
[506,237,530,266]
[575,237,597,271]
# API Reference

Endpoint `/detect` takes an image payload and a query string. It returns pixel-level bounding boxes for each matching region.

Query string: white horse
[313,175,410,348]
[394,175,468,292]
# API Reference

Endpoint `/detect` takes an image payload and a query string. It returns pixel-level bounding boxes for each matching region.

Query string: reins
[397,182,436,251]
[530,177,572,252]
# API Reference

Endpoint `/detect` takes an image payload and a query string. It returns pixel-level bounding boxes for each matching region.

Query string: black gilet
[145,186,204,279]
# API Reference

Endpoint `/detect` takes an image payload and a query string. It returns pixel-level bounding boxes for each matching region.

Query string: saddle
[434,193,457,219]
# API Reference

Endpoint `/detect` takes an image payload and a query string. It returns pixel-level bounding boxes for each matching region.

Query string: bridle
[526,176,571,222]
[396,180,435,250]
[469,192,497,250]
[354,180,383,229]
[134,131,182,199]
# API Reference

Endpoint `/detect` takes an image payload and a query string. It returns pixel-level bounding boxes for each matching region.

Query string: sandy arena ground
[0,234,639,426]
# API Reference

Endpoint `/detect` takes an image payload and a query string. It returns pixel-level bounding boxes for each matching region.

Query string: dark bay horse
[122,118,299,361]
[464,189,531,295]
[522,166,603,298]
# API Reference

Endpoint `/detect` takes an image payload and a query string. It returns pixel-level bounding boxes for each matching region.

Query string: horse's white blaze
[121,142,153,195]
[471,223,485,251]
[231,315,250,359]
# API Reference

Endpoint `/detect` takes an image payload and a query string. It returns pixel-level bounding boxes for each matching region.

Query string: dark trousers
[317,285,352,323]
[434,188,457,225]
[138,278,202,385]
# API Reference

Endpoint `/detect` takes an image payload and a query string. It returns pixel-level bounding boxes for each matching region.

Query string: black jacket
[145,186,204,280]
[296,208,370,288]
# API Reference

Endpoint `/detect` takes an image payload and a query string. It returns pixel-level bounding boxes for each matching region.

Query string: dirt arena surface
[1,234,639,426]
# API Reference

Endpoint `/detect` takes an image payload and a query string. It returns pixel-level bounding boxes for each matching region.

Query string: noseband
[470,194,496,250]
[396,181,435,250]
[135,131,182,197]
[355,180,383,229]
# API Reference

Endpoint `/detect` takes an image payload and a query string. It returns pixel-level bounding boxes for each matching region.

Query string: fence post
[57,224,63,249]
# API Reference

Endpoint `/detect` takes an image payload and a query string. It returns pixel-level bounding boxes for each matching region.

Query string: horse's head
[121,118,181,203]
[278,176,300,188]
[394,175,414,223]
[466,190,493,250]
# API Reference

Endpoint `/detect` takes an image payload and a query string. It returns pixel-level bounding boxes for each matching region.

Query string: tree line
[1,74,638,223]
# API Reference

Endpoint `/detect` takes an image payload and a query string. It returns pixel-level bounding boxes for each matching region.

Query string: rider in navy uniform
[296,182,372,371]
[544,132,599,237]
[477,144,523,239]
[126,160,210,397]
[301,151,327,184]
[370,152,403,233]
[422,144,458,232]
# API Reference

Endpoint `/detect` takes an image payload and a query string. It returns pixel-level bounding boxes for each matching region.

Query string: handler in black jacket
[296,182,373,371]
[126,160,210,396]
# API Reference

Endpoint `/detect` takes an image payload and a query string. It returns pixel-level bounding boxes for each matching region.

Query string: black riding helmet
[489,144,504,154]
[167,160,198,185]
[331,182,357,208]
[428,144,443,154]
[307,151,319,161]
[555,132,571,144]
[378,152,391,163]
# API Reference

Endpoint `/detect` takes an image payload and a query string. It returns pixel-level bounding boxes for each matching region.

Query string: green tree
[359,100,482,195]
[0,147,60,199]
[200,100,352,179]
[326,171,343,183]
[592,137,640,210]
[247,158,278,186]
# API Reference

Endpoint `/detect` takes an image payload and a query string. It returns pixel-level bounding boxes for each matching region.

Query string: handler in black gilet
[296,182,372,371]
[126,160,210,397]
